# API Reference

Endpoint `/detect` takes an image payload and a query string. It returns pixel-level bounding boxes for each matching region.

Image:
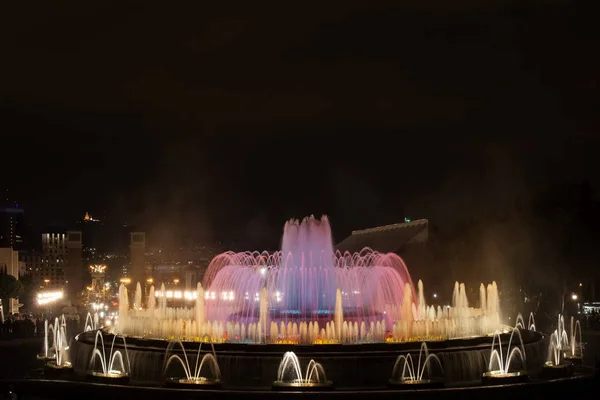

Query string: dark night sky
[1,0,598,249]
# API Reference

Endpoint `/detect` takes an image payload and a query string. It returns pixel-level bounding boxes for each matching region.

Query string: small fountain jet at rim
[38,315,68,361]
[84,312,99,332]
[515,312,536,331]
[272,351,332,390]
[37,318,56,361]
[389,342,444,388]
[44,322,72,374]
[163,340,222,387]
[482,328,528,384]
[564,316,583,365]
[87,331,130,382]
[543,314,579,379]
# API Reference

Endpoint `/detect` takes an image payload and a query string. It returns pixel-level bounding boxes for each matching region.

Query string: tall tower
[66,230,83,303]
[89,264,107,304]
[0,189,25,250]
[129,232,146,286]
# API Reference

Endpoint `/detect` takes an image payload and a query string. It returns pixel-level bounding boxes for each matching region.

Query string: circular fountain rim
[482,370,527,378]
[79,328,543,355]
[164,377,222,388]
[388,378,444,389]
[45,360,73,370]
[36,353,56,362]
[272,379,334,389]
[87,371,129,379]
[481,370,528,385]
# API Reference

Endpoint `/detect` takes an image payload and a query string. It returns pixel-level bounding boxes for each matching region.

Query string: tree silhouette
[0,272,24,313]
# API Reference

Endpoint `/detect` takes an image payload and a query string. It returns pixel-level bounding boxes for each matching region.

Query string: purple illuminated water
[202,215,416,325]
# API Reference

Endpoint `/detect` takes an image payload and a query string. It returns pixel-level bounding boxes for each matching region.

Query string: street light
[571,293,578,301]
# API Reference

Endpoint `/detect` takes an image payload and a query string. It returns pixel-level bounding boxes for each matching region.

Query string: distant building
[129,232,146,285]
[0,247,21,313]
[79,212,105,261]
[41,233,68,289]
[66,231,83,301]
[335,219,429,253]
[39,231,83,301]
[335,219,433,283]
[19,251,44,285]
[0,207,24,250]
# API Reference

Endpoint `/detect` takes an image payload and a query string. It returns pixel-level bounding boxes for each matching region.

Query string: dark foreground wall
[70,330,547,388]
[1,373,599,400]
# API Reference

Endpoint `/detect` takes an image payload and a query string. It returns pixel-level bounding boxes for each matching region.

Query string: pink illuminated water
[202,215,416,325]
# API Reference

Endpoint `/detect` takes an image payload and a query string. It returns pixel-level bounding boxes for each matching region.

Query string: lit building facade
[0,206,24,250]
[41,233,68,289]
[19,251,44,286]
[89,264,107,304]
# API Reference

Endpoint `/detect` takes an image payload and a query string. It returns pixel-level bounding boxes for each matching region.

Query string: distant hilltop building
[83,212,100,222]
[80,211,103,260]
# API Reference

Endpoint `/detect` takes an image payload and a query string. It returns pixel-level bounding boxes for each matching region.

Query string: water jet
[163,340,221,388]
[272,352,333,390]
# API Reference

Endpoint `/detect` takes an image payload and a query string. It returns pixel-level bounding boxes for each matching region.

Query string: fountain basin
[87,371,130,385]
[272,379,333,391]
[36,353,56,362]
[71,329,546,388]
[481,370,528,385]
[541,363,574,380]
[164,377,221,388]
[388,378,444,389]
[563,355,583,365]
[44,361,73,379]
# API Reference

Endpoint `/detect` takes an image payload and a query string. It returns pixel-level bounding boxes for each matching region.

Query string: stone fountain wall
[70,331,548,388]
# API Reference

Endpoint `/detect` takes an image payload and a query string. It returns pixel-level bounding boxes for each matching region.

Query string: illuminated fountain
[114,216,503,344]
[163,340,221,388]
[564,316,583,365]
[542,314,581,378]
[37,319,55,362]
[68,215,552,388]
[515,312,536,331]
[272,352,332,390]
[84,312,99,332]
[389,342,444,389]
[87,331,130,383]
[37,315,67,362]
[482,329,527,384]
[44,320,72,377]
